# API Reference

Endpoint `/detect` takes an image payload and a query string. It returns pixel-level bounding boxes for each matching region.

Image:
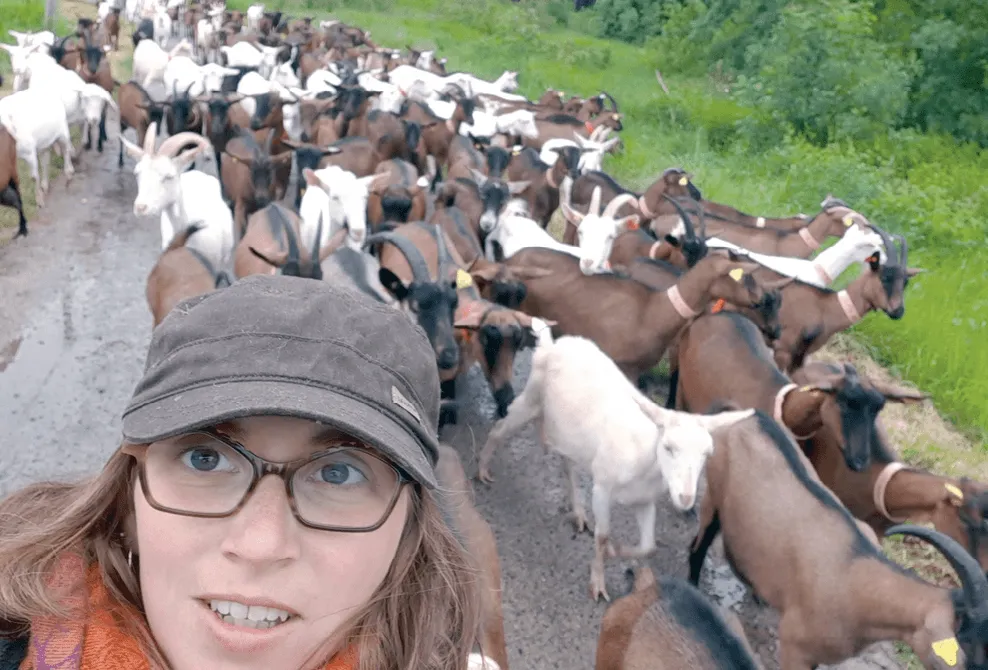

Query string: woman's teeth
[209,600,292,629]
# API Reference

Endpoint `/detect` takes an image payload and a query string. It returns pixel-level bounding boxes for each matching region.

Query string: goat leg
[83,121,92,151]
[439,379,457,428]
[590,482,614,602]
[24,148,44,208]
[688,502,721,586]
[98,107,107,153]
[563,459,589,534]
[60,137,75,181]
[476,385,542,484]
[610,502,664,559]
[1,181,28,237]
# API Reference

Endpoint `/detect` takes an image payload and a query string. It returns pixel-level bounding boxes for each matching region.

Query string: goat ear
[560,200,585,226]
[507,180,530,195]
[868,378,929,404]
[696,409,755,433]
[906,267,925,277]
[378,268,410,301]
[302,167,322,187]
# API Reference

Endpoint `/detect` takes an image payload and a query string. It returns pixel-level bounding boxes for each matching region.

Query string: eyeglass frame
[122,428,415,533]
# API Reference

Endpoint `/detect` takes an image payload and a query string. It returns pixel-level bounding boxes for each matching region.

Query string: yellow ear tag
[931,637,959,666]
[512,147,521,155]
[678,176,689,186]
[843,214,854,227]
[455,269,473,290]
[729,268,744,282]
[799,385,813,392]
[945,483,964,501]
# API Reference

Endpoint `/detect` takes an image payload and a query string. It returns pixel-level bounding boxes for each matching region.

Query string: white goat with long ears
[7,30,55,52]
[298,166,389,252]
[120,122,234,271]
[560,181,640,274]
[477,324,754,602]
[539,127,622,173]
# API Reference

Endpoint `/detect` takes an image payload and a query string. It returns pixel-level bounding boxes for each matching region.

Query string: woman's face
[134,416,412,670]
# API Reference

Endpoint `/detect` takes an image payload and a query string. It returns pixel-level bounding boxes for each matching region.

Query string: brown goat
[434,443,509,670]
[400,97,475,168]
[318,136,383,176]
[505,145,583,227]
[220,129,294,237]
[672,311,927,474]
[595,566,762,670]
[688,411,988,669]
[366,159,428,231]
[789,362,988,571]
[146,223,229,328]
[446,134,489,183]
[100,8,121,51]
[117,81,167,169]
[564,168,701,245]
[521,111,623,151]
[504,247,768,383]
[0,127,27,238]
[233,203,324,279]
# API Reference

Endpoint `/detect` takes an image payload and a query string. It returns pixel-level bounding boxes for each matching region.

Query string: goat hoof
[590,574,610,603]
[475,466,495,485]
[569,511,590,534]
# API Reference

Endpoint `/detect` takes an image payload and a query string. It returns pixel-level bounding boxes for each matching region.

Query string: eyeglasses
[122,429,412,533]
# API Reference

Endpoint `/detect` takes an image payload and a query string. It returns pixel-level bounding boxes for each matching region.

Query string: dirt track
[0,104,904,669]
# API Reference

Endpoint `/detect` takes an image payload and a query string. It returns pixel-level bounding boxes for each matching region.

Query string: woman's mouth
[207,600,295,630]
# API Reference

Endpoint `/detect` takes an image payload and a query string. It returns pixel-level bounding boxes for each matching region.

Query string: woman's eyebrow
[311,426,358,447]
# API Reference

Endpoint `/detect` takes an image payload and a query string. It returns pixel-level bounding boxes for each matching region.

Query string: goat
[234,203,324,279]
[365,159,429,231]
[100,7,121,51]
[504,145,582,227]
[0,87,74,209]
[595,565,762,670]
[694,194,853,232]
[317,135,384,176]
[503,246,769,384]
[121,122,234,270]
[521,111,622,151]
[446,134,489,182]
[0,126,27,238]
[147,222,231,328]
[363,229,461,374]
[565,168,701,245]
[688,410,988,669]
[672,310,921,472]
[434,444,509,670]
[541,129,621,175]
[220,128,294,236]
[478,326,753,601]
[299,165,383,251]
[117,81,168,168]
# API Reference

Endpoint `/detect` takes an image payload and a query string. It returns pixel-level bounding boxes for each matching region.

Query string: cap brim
[121,380,437,489]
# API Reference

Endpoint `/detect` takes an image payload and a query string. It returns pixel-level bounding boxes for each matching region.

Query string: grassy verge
[0,0,133,241]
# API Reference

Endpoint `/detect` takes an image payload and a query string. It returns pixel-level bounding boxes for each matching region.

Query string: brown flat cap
[122,275,441,488]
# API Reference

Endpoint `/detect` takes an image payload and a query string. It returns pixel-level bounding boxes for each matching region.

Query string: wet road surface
[0,107,902,669]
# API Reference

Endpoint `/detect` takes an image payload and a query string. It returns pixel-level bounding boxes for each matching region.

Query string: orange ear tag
[710,299,726,314]
[627,220,639,230]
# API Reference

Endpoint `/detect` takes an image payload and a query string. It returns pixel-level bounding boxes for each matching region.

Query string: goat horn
[156,132,212,158]
[588,186,602,217]
[602,90,618,113]
[311,211,323,264]
[868,223,898,267]
[661,194,697,241]
[274,204,301,266]
[601,193,637,220]
[142,121,159,154]
[893,233,908,267]
[884,524,988,620]
[362,232,432,285]
[435,224,450,278]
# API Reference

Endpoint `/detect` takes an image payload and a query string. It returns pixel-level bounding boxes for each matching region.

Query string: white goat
[298,166,390,252]
[220,41,282,78]
[540,128,621,173]
[0,87,75,208]
[460,109,539,141]
[672,220,888,288]
[120,122,234,270]
[555,182,640,274]
[444,70,520,96]
[0,42,47,91]
[246,4,265,33]
[305,68,343,95]
[153,7,173,48]
[7,30,55,52]
[477,326,754,602]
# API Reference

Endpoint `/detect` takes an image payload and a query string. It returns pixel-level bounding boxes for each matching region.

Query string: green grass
[229,0,987,445]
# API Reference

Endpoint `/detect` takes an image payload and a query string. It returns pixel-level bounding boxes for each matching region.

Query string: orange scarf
[20,553,357,670]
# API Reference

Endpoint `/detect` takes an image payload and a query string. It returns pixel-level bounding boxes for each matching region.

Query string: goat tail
[166,222,205,252]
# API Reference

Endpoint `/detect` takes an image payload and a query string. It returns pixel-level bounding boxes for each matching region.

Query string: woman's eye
[319,462,368,486]
[181,447,228,472]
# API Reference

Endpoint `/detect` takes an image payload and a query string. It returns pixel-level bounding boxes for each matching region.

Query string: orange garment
[20,553,356,670]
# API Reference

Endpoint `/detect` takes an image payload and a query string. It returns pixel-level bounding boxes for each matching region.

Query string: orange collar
[584,120,595,134]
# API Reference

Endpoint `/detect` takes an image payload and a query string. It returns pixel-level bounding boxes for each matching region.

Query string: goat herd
[1,1,987,668]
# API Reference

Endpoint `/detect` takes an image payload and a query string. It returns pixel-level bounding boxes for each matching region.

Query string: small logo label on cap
[392,386,421,423]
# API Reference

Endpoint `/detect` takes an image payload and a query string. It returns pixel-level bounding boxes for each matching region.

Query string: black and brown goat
[234,203,324,279]
[100,8,121,51]
[399,96,476,170]
[220,128,294,236]
[200,91,246,172]
[595,566,762,670]
[505,145,583,227]
[363,229,461,375]
[365,159,429,232]
[348,109,425,174]
[117,81,167,168]
[688,410,988,670]
[146,223,230,328]
[565,168,702,245]
[75,33,116,153]
[317,136,384,176]
[521,111,623,151]
[575,91,619,122]
[280,138,344,209]
[789,361,988,572]
[167,82,205,142]
[504,247,768,384]
[446,135,489,183]
[672,310,910,472]
[0,127,27,238]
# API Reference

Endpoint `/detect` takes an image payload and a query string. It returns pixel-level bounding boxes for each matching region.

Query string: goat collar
[774,383,818,440]
[798,227,821,250]
[648,240,662,260]
[873,462,909,523]
[445,118,457,133]
[813,262,833,285]
[666,285,699,320]
[638,195,656,219]
[584,120,595,134]
[837,290,862,324]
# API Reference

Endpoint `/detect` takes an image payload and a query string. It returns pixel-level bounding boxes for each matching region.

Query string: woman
[0,275,485,670]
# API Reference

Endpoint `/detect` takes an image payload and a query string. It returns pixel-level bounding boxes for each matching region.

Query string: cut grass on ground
[0,0,133,242]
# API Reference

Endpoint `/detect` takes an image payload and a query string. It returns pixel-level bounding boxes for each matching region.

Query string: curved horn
[893,233,907,267]
[273,204,301,266]
[661,194,697,241]
[602,90,618,113]
[311,212,323,264]
[601,193,638,220]
[885,524,988,619]
[263,127,276,153]
[156,132,213,158]
[435,224,451,277]
[588,186,602,217]
[868,223,898,267]
[363,232,432,284]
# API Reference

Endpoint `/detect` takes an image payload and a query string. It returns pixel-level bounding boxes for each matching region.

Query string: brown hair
[0,446,485,670]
